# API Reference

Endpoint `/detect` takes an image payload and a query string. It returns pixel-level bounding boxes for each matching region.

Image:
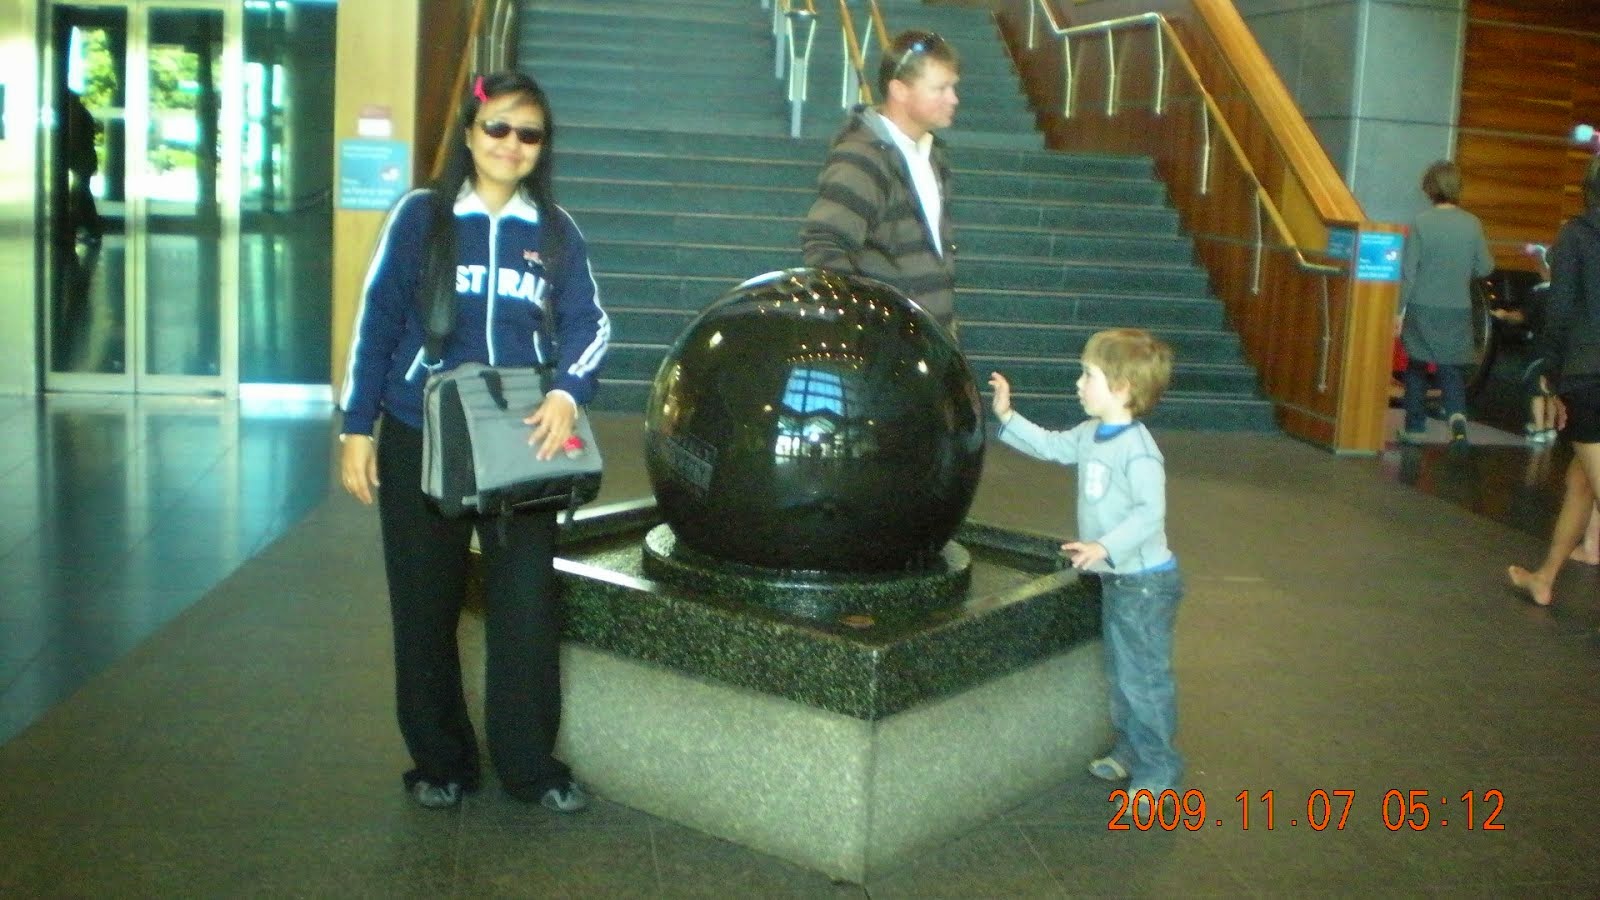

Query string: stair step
[587,241,1208,295]
[562,150,1166,204]
[558,125,1153,179]
[571,210,1189,261]
[520,0,1274,433]
[1004,393,1278,432]
[569,203,1184,241]
[592,274,1231,324]
[547,91,1037,134]
[968,355,1260,394]
[565,177,1176,222]
[961,201,1177,233]
[958,290,1227,327]
[959,322,1243,362]
[957,258,1211,295]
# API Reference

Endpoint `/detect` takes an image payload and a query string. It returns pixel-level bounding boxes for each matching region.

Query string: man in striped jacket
[801,30,960,331]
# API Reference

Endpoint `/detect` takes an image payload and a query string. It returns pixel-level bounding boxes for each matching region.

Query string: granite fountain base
[482,500,1110,884]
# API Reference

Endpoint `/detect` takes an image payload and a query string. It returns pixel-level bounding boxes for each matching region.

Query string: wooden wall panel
[1469,0,1600,36]
[1458,133,1569,233]
[1459,26,1577,135]
[330,0,421,389]
[416,0,477,181]
[1458,3,1600,269]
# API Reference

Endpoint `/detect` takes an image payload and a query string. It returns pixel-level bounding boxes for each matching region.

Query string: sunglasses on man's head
[478,120,546,146]
[894,32,945,76]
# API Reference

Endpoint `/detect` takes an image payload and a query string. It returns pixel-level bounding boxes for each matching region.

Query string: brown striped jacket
[800,106,956,327]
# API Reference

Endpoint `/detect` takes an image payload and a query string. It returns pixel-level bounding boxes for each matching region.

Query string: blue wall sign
[338,139,410,211]
[1355,231,1404,282]
[1326,227,1356,261]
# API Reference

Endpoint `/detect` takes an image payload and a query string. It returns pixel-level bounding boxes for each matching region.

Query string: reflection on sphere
[644,268,985,574]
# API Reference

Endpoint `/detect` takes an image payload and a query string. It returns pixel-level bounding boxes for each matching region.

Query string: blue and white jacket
[339,186,610,435]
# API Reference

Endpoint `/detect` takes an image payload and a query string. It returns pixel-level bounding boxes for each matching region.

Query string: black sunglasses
[478,120,546,146]
[894,33,945,76]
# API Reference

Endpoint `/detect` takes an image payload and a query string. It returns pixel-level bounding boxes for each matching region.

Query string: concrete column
[1237,0,1468,223]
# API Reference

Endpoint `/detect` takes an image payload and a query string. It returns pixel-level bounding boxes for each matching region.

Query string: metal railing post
[1023,0,1355,410]
[1062,37,1075,119]
[787,8,817,137]
[1104,32,1117,117]
[1317,276,1332,392]
[774,0,786,79]
[842,28,858,107]
[1152,24,1166,115]
[1252,195,1264,295]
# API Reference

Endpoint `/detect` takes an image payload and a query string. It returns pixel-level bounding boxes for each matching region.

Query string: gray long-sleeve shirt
[997,413,1174,575]
[1399,204,1494,365]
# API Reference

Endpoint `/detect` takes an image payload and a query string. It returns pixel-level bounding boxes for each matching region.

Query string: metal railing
[476,0,518,76]
[1027,4,1347,391]
[768,0,818,137]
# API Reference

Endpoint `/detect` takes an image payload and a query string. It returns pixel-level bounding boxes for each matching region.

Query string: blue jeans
[1099,566,1183,792]
[1402,360,1466,433]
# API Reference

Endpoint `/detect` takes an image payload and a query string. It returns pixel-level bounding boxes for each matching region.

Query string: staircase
[520,0,1276,431]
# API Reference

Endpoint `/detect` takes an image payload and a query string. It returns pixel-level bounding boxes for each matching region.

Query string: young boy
[989,328,1183,816]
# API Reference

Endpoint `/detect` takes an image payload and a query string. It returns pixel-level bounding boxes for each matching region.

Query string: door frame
[44,0,243,396]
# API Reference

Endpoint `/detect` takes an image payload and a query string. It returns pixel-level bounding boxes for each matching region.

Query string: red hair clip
[472,75,488,104]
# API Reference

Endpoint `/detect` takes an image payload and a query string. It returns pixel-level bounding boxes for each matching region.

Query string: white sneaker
[1088,755,1129,781]
[540,781,589,813]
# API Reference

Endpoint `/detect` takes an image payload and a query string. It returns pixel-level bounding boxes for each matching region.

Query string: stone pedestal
[537,502,1110,884]
[559,640,1105,883]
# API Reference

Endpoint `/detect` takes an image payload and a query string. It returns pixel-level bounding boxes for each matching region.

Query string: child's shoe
[408,779,464,809]
[1449,414,1469,445]
[1130,784,1178,823]
[1088,755,1129,781]
[540,780,589,813]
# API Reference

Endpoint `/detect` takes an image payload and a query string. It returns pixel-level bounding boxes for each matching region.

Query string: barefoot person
[1508,157,1600,606]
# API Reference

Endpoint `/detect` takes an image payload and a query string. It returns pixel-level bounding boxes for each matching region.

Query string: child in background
[988,328,1183,818]
[1491,244,1558,443]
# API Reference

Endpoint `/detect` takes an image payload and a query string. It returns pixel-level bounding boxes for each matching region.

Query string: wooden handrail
[867,0,891,56]
[1188,0,1361,225]
[998,0,1401,453]
[430,0,497,180]
[1030,7,1340,278]
[836,0,874,104]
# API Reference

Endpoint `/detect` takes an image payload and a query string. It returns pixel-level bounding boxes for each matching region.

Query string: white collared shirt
[884,122,943,257]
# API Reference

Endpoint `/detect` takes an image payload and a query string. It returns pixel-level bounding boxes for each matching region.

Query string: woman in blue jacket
[337,71,608,811]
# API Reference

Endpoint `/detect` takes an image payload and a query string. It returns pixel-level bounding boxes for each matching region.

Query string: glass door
[46,0,241,395]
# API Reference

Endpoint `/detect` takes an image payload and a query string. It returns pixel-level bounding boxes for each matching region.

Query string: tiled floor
[0,393,334,744]
[1,373,1598,896]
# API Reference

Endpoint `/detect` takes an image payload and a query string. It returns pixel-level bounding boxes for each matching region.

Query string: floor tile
[453,824,661,898]
[0,374,1598,897]
[651,820,866,898]
[867,818,1066,898]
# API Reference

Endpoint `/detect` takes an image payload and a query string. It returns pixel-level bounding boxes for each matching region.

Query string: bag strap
[479,369,509,410]
[420,190,456,366]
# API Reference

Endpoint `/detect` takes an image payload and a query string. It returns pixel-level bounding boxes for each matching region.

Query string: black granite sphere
[644,268,985,574]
